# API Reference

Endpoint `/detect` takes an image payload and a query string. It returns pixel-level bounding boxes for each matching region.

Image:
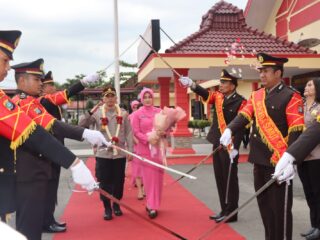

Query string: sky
[0,0,248,88]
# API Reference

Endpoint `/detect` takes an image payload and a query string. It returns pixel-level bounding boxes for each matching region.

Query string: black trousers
[213,148,239,215]
[95,157,126,210]
[297,159,320,229]
[43,173,60,227]
[16,180,47,240]
[254,164,292,240]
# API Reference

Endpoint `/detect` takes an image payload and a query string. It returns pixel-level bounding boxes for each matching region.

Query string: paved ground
[10,138,310,240]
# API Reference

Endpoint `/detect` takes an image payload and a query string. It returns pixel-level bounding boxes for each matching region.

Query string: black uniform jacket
[228,83,303,167]
[193,84,246,150]
[0,125,77,213]
[14,90,85,182]
[40,82,85,178]
[287,121,320,164]
[40,81,84,123]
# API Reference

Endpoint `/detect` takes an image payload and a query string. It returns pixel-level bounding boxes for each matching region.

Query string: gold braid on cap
[103,88,116,96]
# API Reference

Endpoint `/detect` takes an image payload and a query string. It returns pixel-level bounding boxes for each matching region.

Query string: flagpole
[113,0,120,103]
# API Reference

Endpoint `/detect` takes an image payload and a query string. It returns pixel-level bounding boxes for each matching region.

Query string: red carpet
[54,158,245,240]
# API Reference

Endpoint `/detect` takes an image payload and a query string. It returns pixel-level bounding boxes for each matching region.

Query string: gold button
[0,168,4,173]
[253,134,257,137]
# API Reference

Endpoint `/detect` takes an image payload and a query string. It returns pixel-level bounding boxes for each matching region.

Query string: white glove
[0,221,27,240]
[273,152,295,178]
[229,149,238,163]
[276,163,295,184]
[80,73,100,86]
[220,128,232,147]
[82,129,112,147]
[71,160,98,191]
[179,76,193,88]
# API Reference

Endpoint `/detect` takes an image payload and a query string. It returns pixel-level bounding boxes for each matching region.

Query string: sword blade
[112,145,197,180]
[198,177,277,240]
[139,35,182,77]
[225,159,232,204]
[172,145,222,184]
[97,188,188,240]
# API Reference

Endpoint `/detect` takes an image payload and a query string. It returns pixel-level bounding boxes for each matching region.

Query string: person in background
[129,100,145,200]
[79,86,133,221]
[297,78,320,240]
[131,88,163,219]
[40,70,98,233]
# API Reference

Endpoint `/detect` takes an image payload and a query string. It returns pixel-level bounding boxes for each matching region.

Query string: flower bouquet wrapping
[147,107,186,165]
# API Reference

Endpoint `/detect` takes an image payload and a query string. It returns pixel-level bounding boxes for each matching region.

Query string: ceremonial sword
[225,145,236,205]
[197,177,277,240]
[102,145,197,180]
[95,187,188,240]
[172,145,222,184]
[139,35,183,78]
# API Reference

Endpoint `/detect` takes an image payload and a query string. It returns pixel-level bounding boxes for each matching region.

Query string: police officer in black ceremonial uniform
[179,69,247,223]
[220,53,305,240]
[0,30,99,240]
[275,113,320,240]
[40,70,98,232]
[11,59,110,240]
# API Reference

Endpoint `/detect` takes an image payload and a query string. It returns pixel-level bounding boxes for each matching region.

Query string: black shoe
[148,210,157,219]
[215,214,237,223]
[301,227,316,237]
[43,223,66,233]
[209,212,223,220]
[146,207,158,219]
[113,203,123,216]
[306,228,320,240]
[104,209,113,220]
[54,220,67,228]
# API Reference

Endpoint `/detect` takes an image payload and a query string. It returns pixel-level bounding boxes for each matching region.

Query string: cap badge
[258,55,264,63]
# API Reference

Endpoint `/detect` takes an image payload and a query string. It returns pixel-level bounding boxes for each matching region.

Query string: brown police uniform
[79,86,133,219]
[191,69,246,221]
[227,53,304,240]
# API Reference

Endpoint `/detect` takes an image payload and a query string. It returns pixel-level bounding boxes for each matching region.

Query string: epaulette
[288,85,301,94]
[238,93,246,100]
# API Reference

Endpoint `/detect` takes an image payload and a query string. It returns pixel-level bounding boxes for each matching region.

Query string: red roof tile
[166,0,317,55]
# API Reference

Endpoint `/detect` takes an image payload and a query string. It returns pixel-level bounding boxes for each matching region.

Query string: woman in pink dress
[131,88,163,219]
[129,100,145,200]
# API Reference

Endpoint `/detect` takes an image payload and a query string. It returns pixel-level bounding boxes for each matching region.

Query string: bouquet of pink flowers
[147,107,186,165]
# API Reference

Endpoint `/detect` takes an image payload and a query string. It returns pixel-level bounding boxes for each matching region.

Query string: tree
[86,98,94,110]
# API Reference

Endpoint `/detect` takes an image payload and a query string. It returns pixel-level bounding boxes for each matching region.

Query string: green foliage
[71,118,78,125]
[189,120,211,130]
[119,60,137,68]
[57,60,138,91]
[188,120,194,128]
[86,98,94,110]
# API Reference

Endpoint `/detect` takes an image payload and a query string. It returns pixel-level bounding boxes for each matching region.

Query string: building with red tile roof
[137,0,320,154]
